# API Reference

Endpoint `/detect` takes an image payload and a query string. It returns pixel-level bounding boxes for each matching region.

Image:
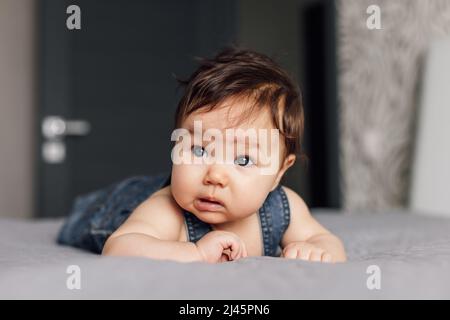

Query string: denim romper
[57,172,291,257]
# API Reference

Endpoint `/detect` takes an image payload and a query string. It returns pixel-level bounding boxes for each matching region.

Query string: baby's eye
[191,145,206,157]
[234,155,254,167]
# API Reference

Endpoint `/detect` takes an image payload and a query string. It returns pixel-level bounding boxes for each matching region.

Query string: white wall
[410,38,450,217]
[0,0,36,218]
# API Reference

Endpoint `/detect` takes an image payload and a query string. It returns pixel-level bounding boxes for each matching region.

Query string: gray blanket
[1,210,450,299]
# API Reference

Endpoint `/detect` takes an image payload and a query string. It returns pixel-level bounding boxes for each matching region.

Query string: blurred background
[0,0,449,219]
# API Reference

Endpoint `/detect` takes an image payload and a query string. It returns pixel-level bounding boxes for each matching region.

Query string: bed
[1,210,450,299]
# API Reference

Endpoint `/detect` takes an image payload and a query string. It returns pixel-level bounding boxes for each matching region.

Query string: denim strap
[183,211,213,243]
[257,185,290,256]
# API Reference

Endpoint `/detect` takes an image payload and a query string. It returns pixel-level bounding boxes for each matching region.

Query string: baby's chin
[176,198,259,224]
[188,209,230,224]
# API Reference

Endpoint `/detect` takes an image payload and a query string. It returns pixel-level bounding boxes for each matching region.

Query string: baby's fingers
[230,240,247,260]
[229,240,242,260]
[219,234,244,261]
[219,234,239,253]
[310,248,325,262]
[220,252,230,262]
[283,247,298,259]
[321,252,333,263]
[298,246,313,260]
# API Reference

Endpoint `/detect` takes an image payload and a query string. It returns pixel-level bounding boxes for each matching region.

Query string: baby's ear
[270,154,296,191]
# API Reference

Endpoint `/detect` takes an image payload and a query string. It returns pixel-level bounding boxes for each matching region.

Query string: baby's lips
[194,198,225,212]
[198,195,225,206]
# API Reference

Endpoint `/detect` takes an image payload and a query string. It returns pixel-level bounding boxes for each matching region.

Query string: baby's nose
[203,165,229,187]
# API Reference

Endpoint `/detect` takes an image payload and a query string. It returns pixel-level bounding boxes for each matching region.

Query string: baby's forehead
[182,101,276,132]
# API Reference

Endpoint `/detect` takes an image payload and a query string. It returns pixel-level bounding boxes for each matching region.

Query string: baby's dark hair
[174,47,304,157]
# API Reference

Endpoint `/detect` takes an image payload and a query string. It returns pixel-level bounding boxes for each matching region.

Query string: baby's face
[170,98,295,224]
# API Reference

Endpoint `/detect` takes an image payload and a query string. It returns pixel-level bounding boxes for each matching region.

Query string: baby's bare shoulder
[150,185,172,197]
[111,185,184,241]
[280,185,308,213]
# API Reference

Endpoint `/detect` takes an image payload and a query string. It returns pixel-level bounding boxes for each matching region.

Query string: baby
[100,48,346,263]
[58,48,345,263]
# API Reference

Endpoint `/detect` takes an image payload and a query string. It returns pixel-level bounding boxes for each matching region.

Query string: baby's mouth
[194,197,225,212]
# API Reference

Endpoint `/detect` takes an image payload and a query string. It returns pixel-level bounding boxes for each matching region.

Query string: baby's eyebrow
[233,135,260,149]
[184,126,260,149]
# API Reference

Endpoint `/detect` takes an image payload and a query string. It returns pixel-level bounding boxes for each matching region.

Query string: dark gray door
[37,0,236,217]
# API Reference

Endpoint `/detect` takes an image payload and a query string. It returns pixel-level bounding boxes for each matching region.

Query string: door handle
[41,116,91,164]
[42,116,91,139]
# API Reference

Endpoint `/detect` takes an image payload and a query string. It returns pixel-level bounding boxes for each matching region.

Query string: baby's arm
[102,193,202,262]
[280,186,347,263]
[102,191,247,263]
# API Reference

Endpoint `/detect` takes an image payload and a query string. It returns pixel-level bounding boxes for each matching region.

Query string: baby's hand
[281,241,333,263]
[195,231,248,263]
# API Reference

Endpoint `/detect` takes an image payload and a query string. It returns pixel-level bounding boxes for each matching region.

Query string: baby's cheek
[171,167,196,203]
[232,187,269,215]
